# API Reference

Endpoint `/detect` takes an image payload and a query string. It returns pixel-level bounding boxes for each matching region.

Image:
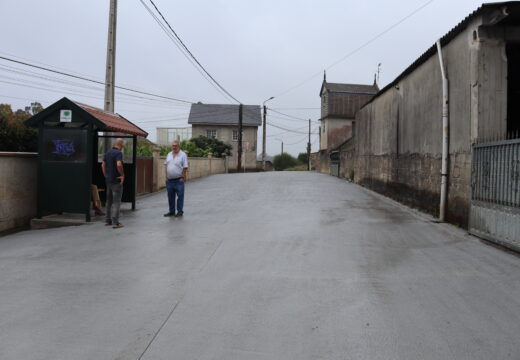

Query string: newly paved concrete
[1,172,520,360]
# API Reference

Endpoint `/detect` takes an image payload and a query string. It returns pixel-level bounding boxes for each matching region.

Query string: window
[206,130,217,138]
[232,130,244,141]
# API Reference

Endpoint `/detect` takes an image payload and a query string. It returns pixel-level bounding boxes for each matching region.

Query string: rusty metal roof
[73,101,148,137]
[25,97,148,137]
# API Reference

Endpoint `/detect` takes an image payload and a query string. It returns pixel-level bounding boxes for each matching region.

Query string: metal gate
[330,150,340,177]
[469,138,520,251]
[136,157,153,195]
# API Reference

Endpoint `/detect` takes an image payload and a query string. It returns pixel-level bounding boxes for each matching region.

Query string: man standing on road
[164,140,189,217]
[102,138,125,229]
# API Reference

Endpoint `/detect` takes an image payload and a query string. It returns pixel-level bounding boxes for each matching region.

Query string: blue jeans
[166,179,184,214]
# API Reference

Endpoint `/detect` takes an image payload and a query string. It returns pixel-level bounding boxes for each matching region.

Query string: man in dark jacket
[102,138,125,228]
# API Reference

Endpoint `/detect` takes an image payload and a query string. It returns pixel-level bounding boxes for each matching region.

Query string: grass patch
[284,164,308,171]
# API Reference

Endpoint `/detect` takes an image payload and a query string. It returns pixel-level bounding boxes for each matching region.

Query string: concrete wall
[0,152,37,233]
[346,13,512,227]
[153,150,227,191]
[192,125,258,171]
[323,118,353,151]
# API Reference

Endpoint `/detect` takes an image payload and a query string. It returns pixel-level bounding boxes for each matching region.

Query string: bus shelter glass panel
[97,137,134,163]
[43,128,87,162]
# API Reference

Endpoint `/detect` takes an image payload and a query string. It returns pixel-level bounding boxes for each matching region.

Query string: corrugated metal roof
[74,101,148,137]
[363,1,520,108]
[188,103,262,126]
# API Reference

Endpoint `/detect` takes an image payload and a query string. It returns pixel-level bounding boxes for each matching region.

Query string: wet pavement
[1,171,519,360]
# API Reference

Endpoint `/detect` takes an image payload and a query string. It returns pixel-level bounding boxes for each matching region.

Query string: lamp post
[262,96,274,171]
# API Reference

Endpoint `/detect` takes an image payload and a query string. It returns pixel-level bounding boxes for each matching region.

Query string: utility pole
[104,0,117,113]
[307,119,311,171]
[262,97,274,171]
[237,104,243,172]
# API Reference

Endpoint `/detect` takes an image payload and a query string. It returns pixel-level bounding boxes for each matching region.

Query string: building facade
[316,77,378,173]
[341,2,520,228]
[188,103,261,171]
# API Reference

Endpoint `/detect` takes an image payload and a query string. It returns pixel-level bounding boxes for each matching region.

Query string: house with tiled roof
[188,103,261,171]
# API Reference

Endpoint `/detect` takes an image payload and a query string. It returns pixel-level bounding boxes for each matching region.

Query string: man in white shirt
[164,140,189,217]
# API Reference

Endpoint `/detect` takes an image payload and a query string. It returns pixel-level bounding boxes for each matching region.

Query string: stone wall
[342,15,507,228]
[0,152,38,233]
[310,150,329,174]
[153,150,227,191]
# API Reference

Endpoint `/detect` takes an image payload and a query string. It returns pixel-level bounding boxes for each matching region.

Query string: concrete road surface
[1,172,519,360]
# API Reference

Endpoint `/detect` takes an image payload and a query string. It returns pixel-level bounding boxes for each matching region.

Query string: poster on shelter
[42,128,87,162]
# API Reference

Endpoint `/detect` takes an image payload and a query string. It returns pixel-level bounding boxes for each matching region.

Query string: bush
[297,152,309,164]
[158,136,232,158]
[273,152,299,171]
[136,138,153,157]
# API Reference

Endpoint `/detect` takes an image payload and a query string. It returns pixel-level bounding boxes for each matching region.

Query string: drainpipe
[436,39,449,222]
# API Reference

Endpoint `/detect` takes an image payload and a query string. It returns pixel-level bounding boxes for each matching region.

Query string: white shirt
[164,150,188,179]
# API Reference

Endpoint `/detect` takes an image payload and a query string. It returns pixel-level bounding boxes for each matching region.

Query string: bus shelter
[25,97,148,222]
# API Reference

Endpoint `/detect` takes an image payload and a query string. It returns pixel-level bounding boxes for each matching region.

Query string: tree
[24,102,43,115]
[273,152,299,171]
[0,103,38,152]
[297,152,309,165]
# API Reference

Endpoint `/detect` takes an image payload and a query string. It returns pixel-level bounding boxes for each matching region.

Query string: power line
[142,0,241,104]
[0,55,193,104]
[0,67,191,109]
[267,121,318,135]
[273,0,435,99]
[268,108,310,121]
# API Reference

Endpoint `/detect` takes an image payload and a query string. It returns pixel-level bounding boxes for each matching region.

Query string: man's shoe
[112,223,124,229]
[163,212,175,217]
[105,220,112,226]
[174,212,184,217]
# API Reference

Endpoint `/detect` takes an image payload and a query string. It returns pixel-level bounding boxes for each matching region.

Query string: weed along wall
[0,152,38,232]
[342,6,516,227]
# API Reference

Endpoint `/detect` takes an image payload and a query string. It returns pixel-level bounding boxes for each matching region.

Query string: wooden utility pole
[262,97,274,171]
[307,119,311,170]
[237,104,243,172]
[104,0,117,113]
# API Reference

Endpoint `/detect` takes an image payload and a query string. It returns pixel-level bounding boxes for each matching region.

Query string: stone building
[341,2,520,228]
[188,103,261,171]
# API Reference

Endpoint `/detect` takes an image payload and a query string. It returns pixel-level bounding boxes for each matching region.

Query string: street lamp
[262,96,275,171]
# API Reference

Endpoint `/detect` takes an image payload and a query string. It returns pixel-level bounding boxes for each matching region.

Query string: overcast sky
[0,0,502,156]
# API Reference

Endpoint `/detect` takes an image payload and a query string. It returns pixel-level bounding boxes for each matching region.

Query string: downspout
[436,39,449,221]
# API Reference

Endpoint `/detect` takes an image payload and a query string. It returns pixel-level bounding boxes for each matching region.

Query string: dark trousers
[166,179,185,214]
[106,182,123,224]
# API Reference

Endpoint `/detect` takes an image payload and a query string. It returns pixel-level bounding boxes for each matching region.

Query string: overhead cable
[273,0,435,99]
[142,0,241,104]
[0,55,193,104]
